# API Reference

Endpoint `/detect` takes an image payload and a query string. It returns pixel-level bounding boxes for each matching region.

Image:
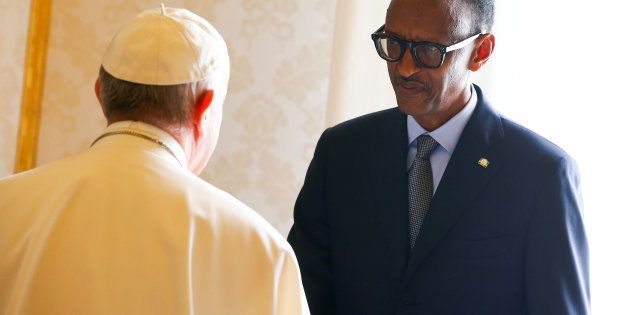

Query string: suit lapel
[403,86,506,285]
[366,109,410,279]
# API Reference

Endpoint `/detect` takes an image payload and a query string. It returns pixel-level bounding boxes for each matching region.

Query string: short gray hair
[98,66,211,127]
[464,0,494,33]
[451,0,495,38]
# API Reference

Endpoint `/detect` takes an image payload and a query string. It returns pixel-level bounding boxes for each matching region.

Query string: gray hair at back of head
[98,66,213,128]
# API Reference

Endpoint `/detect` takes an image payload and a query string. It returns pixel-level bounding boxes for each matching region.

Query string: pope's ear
[95,78,108,118]
[94,78,102,104]
[192,90,215,140]
[470,33,495,72]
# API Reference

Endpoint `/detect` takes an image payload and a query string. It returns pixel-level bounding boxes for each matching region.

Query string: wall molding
[14,0,52,173]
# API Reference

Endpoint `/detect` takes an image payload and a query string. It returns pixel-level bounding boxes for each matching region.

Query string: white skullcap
[102,4,228,86]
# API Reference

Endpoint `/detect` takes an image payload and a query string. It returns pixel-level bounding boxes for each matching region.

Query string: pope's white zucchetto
[102,4,228,86]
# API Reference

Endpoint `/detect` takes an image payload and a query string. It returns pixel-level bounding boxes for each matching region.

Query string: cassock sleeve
[276,248,311,315]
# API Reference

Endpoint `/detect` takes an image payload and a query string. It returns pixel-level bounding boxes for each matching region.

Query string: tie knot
[416,135,439,159]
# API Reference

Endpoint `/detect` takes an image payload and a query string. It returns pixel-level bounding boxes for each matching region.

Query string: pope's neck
[106,116,196,169]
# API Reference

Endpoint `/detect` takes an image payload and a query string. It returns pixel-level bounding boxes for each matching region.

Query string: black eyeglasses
[371,25,482,69]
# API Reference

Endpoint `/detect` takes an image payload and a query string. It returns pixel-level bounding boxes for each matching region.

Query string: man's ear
[470,33,495,72]
[192,90,215,140]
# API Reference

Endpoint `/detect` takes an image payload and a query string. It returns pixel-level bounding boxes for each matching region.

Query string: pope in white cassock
[0,5,309,315]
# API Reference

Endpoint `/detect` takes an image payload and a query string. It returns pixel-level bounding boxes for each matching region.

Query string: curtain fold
[325,0,395,127]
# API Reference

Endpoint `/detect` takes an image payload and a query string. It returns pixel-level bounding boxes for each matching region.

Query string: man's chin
[395,96,433,116]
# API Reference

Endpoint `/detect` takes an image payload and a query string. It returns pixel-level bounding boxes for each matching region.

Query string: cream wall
[36,0,337,235]
[0,0,31,177]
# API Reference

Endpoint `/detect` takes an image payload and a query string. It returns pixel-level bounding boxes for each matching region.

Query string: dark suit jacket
[288,85,590,315]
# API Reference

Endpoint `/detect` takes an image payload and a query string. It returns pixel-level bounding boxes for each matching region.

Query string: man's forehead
[387,0,455,20]
[386,0,458,41]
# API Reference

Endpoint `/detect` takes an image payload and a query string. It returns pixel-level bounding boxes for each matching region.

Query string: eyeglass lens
[377,37,443,68]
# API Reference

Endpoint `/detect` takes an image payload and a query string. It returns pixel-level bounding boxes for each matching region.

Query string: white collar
[94,121,188,169]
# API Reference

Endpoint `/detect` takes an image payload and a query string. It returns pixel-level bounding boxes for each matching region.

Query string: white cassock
[0,121,309,315]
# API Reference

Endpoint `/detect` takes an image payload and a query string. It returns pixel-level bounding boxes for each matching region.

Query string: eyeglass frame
[371,24,483,69]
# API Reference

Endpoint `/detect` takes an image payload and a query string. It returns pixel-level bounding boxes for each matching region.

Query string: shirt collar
[100,121,188,169]
[407,85,477,153]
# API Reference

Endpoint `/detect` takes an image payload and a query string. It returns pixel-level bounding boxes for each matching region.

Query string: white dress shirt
[406,86,478,193]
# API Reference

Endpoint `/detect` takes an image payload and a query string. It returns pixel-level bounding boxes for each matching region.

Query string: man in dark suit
[288,0,590,314]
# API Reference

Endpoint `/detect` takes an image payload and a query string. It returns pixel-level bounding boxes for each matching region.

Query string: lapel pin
[477,158,490,168]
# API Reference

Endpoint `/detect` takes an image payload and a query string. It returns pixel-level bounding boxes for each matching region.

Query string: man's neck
[413,86,472,131]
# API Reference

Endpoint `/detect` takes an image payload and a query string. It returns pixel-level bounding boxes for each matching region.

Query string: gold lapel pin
[477,158,490,168]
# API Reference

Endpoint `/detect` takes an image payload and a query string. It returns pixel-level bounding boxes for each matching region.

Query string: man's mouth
[395,78,428,96]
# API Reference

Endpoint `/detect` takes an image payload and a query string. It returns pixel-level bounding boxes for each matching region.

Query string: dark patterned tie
[408,135,439,249]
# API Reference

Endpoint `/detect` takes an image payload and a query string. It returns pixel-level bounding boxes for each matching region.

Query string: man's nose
[397,49,422,78]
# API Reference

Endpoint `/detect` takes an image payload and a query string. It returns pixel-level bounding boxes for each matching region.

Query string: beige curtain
[325,0,395,127]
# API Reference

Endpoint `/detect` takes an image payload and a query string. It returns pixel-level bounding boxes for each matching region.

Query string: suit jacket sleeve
[288,129,334,315]
[525,156,590,314]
